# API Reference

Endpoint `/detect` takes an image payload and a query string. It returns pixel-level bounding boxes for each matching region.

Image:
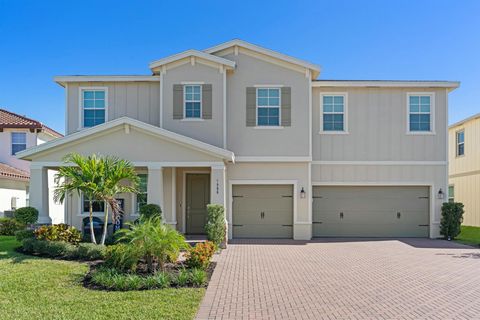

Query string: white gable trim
[313,80,460,89]
[204,39,321,76]
[54,76,160,87]
[149,49,236,71]
[17,117,235,162]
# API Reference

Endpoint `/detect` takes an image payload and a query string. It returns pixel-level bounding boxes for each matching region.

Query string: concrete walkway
[196,238,480,320]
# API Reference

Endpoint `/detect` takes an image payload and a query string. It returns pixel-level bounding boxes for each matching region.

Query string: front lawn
[455,225,480,247]
[0,236,204,320]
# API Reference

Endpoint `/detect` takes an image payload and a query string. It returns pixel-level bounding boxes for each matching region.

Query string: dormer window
[81,88,107,128]
[184,85,202,119]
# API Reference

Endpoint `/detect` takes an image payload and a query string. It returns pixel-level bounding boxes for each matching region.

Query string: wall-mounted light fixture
[300,187,306,199]
[437,188,444,199]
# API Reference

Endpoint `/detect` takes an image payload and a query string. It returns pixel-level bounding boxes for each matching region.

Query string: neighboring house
[17,40,459,239]
[449,113,480,227]
[0,109,64,222]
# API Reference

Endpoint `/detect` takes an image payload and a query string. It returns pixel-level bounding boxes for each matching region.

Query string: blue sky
[0,0,478,133]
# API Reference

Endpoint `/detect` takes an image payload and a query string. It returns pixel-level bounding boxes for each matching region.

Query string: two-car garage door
[312,186,430,237]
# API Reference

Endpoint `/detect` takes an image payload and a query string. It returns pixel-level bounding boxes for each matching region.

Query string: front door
[186,173,210,234]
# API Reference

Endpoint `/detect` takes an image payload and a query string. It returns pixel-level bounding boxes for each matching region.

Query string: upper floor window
[11,132,26,155]
[408,94,433,133]
[81,88,106,127]
[184,85,202,118]
[257,88,280,126]
[136,174,148,212]
[456,130,464,156]
[320,94,347,133]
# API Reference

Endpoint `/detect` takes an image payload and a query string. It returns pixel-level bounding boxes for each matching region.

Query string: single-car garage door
[233,185,293,238]
[313,186,429,237]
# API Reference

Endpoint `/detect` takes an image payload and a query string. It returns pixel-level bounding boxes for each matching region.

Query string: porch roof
[16,117,235,163]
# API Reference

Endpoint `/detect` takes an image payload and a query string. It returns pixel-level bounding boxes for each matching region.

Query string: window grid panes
[83,90,106,127]
[257,88,280,126]
[83,195,105,213]
[11,132,27,155]
[184,85,201,118]
[409,95,431,132]
[137,174,148,212]
[323,95,345,131]
[448,186,454,203]
[456,131,464,156]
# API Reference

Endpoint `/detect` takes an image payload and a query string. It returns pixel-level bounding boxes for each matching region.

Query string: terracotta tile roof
[0,108,63,138]
[0,162,29,181]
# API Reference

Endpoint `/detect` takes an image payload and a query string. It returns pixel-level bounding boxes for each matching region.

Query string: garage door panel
[313,186,429,237]
[233,185,293,238]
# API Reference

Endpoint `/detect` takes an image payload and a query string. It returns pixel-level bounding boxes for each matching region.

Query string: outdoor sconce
[300,187,306,199]
[437,188,445,199]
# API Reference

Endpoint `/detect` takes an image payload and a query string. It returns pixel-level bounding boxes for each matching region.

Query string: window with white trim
[322,95,345,131]
[408,95,432,132]
[136,174,148,211]
[456,130,464,156]
[184,85,202,118]
[82,89,106,127]
[11,132,27,155]
[82,194,105,214]
[448,185,454,203]
[257,88,280,126]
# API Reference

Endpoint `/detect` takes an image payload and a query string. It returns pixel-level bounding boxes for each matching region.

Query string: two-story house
[0,109,63,220]
[449,113,480,227]
[17,40,459,240]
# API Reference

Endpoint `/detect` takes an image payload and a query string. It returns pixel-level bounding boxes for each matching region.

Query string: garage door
[232,185,293,238]
[313,186,429,237]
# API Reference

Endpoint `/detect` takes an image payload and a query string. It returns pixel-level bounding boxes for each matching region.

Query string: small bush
[21,238,37,253]
[190,268,207,287]
[34,224,82,244]
[0,218,24,236]
[440,202,465,240]
[104,243,141,272]
[205,204,226,247]
[76,243,106,260]
[153,272,171,289]
[174,269,190,287]
[15,229,35,242]
[139,204,162,220]
[184,241,216,270]
[90,268,172,291]
[14,207,39,225]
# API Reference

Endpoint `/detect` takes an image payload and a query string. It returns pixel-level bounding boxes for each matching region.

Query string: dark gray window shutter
[281,87,291,126]
[246,87,256,127]
[173,84,184,119]
[202,84,212,119]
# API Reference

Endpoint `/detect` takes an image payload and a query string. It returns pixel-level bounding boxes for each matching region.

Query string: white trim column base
[30,166,51,224]
[147,165,164,215]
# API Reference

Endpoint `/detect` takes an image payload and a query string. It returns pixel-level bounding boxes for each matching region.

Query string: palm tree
[54,153,104,244]
[95,156,139,245]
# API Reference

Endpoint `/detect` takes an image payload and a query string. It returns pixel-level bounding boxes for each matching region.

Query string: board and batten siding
[449,117,480,227]
[312,87,448,161]
[66,82,160,135]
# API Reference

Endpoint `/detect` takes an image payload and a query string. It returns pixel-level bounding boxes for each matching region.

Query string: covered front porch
[17,117,233,235]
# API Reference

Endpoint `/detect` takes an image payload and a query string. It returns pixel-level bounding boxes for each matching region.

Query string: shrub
[205,204,226,247]
[184,241,216,270]
[34,224,82,244]
[139,204,162,220]
[21,238,76,258]
[104,243,141,272]
[15,229,35,242]
[174,269,190,287]
[76,243,106,260]
[90,268,172,290]
[190,268,207,287]
[116,216,187,273]
[440,202,465,240]
[14,207,39,225]
[21,238,37,253]
[0,218,24,236]
[153,272,171,289]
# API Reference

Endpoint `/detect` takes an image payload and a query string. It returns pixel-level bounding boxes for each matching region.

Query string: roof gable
[204,39,321,78]
[0,108,62,138]
[149,49,236,73]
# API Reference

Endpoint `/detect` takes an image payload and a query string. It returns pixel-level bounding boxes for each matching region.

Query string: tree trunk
[89,200,97,244]
[146,255,154,274]
[100,204,109,245]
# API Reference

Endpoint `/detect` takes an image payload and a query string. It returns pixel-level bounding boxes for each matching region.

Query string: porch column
[210,164,227,246]
[29,165,51,224]
[147,165,164,216]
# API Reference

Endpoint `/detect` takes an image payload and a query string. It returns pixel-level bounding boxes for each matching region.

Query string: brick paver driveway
[197,239,480,320]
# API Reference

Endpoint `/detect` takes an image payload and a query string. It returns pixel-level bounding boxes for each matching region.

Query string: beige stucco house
[17,40,459,240]
[449,113,480,226]
[0,109,63,221]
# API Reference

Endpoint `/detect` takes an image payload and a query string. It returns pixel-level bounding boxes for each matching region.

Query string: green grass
[0,236,204,320]
[455,226,480,247]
